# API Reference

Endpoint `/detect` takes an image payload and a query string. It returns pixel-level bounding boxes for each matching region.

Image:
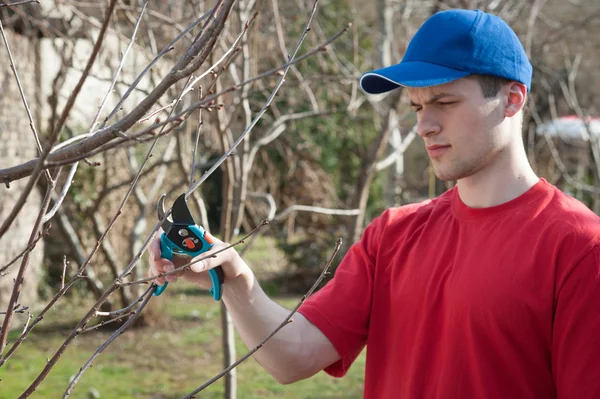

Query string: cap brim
[359,61,471,94]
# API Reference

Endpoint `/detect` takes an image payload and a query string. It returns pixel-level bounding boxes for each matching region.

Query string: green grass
[0,283,365,398]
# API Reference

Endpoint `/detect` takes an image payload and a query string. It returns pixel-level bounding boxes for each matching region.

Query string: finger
[189,257,209,274]
[149,236,161,262]
[151,258,175,285]
[164,262,178,283]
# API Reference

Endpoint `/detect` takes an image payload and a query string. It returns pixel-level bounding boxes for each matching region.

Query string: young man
[149,9,600,399]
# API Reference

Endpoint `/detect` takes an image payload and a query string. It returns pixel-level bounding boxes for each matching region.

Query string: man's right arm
[222,272,341,383]
[148,233,340,384]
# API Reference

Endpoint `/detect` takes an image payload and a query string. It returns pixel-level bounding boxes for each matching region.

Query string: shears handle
[152,229,224,300]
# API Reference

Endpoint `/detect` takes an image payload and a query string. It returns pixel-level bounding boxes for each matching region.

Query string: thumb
[189,255,213,273]
[188,240,229,273]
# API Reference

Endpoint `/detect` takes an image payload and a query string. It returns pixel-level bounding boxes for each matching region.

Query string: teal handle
[152,234,174,296]
[152,229,223,300]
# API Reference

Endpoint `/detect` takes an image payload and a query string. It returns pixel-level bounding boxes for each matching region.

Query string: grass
[0,284,365,399]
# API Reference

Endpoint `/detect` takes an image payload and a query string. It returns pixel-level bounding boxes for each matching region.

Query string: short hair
[469,74,513,98]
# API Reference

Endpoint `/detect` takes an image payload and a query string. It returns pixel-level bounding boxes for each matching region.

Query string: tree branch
[0,224,50,276]
[61,286,154,398]
[0,24,349,183]
[0,0,39,7]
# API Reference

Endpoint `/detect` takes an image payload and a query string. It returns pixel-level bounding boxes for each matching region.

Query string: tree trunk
[347,90,402,245]
[219,157,237,399]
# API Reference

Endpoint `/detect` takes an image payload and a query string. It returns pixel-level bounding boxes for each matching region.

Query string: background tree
[1,0,600,397]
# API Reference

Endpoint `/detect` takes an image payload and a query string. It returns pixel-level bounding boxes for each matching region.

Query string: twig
[0,19,51,182]
[43,164,78,223]
[181,237,342,398]
[138,103,176,123]
[0,0,39,7]
[0,225,50,276]
[274,205,361,221]
[0,176,56,357]
[186,0,324,197]
[78,311,136,334]
[100,9,213,128]
[21,311,32,336]
[190,89,204,186]
[0,0,119,241]
[247,110,328,169]
[530,97,600,194]
[43,2,148,224]
[0,305,29,315]
[95,292,147,317]
[61,256,68,290]
[0,24,349,182]
[61,286,154,398]
[91,1,148,133]
[181,16,254,98]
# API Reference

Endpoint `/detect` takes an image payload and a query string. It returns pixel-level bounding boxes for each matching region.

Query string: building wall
[0,29,45,325]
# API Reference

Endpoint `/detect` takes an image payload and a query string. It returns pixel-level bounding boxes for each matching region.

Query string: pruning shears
[152,193,224,300]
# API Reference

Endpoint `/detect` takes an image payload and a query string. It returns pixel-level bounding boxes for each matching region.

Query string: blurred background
[1,0,599,397]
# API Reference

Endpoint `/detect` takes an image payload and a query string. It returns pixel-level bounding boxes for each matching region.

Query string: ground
[0,281,365,398]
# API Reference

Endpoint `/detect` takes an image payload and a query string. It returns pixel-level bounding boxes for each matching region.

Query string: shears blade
[171,194,196,226]
[157,194,174,233]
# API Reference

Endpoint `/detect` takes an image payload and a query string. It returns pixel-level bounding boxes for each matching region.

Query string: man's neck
[455,147,539,209]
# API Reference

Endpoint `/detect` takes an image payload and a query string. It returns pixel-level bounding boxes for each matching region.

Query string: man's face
[407,77,509,181]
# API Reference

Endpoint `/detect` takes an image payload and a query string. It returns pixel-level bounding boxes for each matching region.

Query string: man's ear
[504,82,527,118]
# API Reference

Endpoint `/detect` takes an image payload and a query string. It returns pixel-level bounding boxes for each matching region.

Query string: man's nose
[416,110,441,138]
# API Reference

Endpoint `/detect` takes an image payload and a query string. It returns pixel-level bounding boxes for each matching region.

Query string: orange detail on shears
[204,233,214,244]
[183,238,196,249]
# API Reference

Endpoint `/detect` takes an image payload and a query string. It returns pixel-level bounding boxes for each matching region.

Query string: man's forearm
[222,273,337,383]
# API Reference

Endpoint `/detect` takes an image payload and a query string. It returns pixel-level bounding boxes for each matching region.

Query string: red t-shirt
[298,178,600,398]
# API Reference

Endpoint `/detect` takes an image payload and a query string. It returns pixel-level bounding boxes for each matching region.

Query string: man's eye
[437,101,455,107]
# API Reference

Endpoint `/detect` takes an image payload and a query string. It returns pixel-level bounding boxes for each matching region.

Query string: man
[149,9,600,399]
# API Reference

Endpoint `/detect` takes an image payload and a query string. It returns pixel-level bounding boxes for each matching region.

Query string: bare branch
[100,9,214,128]
[274,205,361,221]
[0,24,349,182]
[95,293,146,317]
[79,311,135,334]
[61,256,68,290]
[0,0,39,7]
[91,1,148,133]
[0,176,56,356]
[61,286,154,398]
[375,125,418,172]
[43,2,148,223]
[190,90,204,187]
[0,19,51,182]
[0,305,29,315]
[0,0,119,240]
[186,0,324,197]
[247,110,327,169]
[0,224,50,276]
[43,164,78,223]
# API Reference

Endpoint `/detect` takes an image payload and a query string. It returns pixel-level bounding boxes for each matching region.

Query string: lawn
[0,282,365,399]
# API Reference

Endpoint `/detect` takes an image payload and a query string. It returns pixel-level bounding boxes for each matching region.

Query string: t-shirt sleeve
[552,245,600,398]
[297,210,388,377]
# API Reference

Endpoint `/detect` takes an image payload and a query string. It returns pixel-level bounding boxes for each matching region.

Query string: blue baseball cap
[360,9,533,94]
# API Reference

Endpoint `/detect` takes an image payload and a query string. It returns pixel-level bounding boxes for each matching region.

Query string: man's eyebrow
[410,92,457,107]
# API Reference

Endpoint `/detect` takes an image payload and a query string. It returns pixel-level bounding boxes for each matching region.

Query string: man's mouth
[426,144,451,157]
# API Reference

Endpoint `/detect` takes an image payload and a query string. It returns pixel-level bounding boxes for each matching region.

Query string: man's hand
[147,232,252,291]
